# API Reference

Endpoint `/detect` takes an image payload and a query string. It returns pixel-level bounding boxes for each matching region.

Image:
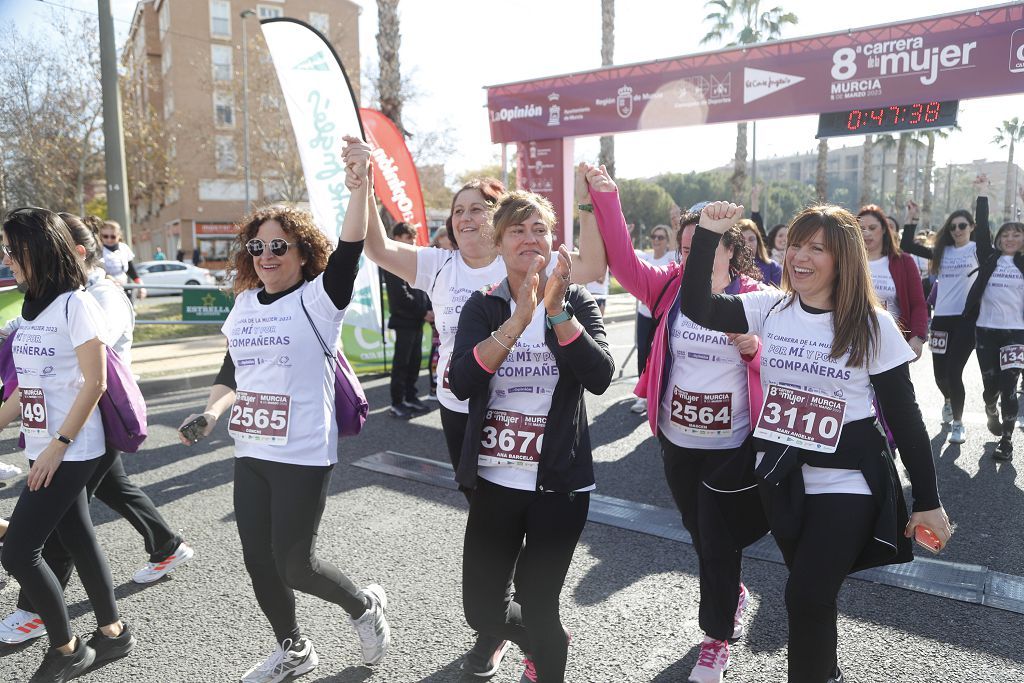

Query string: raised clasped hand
[585,164,617,193]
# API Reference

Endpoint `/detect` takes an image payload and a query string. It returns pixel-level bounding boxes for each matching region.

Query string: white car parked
[136,260,216,296]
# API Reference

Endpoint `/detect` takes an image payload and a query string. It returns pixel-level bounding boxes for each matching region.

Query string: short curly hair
[230,205,333,294]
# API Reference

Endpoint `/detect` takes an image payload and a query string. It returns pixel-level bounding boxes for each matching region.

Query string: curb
[139,371,218,398]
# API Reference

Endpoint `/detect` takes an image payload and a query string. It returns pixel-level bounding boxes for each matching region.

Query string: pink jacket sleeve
[590,189,677,308]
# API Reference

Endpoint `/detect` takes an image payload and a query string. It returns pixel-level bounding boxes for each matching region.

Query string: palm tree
[815,138,828,202]
[859,134,874,207]
[874,134,897,207]
[376,0,406,135]
[993,117,1024,221]
[893,133,909,215]
[701,0,798,199]
[598,0,615,177]
[920,127,955,226]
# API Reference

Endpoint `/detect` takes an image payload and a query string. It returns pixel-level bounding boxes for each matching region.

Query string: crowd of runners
[4,133,1019,683]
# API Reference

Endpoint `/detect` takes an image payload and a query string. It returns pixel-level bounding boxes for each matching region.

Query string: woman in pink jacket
[583,166,766,683]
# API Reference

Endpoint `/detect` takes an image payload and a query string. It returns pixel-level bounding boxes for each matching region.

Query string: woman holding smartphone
[177,142,390,682]
[681,201,950,683]
[0,208,132,682]
[900,180,987,443]
[449,190,614,683]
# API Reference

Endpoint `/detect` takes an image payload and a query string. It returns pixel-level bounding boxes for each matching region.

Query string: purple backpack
[0,296,148,453]
[300,294,368,437]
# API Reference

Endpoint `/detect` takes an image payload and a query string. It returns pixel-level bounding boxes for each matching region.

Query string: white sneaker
[0,462,21,480]
[240,637,318,683]
[349,584,390,665]
[688,637,729,683]
[731,583,749,640]
[132,541,195,584]
[0,609,47,644]
[630,397,647,414]
[941,401,953,425]
[949,421,966,444]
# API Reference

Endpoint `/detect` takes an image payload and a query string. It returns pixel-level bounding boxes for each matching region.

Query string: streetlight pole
[240,9,256,214]
[98,0,133,244]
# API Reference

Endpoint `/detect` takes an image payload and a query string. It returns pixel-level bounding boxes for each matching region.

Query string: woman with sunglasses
[963,176,1024,461]
[630,223,675,414]
[900,177,987,444]
[0,207,132,682]
[345,135,606,677]
[177,144,390,682]
[98,220,144,299]
[449,189,614,683]
[681,201,949,683]
[856,205,928,359]
[586,169,766,683]
[0,213,192,653]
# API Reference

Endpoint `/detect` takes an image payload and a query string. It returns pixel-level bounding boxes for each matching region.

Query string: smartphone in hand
[179,415,208,444]
[914,526,942,554]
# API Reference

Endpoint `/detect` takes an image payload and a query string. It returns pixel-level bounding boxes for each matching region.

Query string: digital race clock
[816,100,959,138]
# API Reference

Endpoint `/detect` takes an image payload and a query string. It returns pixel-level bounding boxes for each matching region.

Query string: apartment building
[121,0,360,270]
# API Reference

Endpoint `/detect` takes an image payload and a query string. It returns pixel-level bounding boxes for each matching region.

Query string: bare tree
[598,0,615,177]
[859,134,874,207]
[893,132,909,215]
[0,17,104,214]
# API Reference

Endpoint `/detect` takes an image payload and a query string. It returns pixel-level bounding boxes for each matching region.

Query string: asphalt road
[0,317,1021,682]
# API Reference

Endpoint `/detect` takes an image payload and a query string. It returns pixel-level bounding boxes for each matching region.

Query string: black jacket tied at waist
[753,417,913,572]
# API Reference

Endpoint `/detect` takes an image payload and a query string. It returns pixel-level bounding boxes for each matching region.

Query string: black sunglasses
[246,238,296,257]
[951,221,971,231]
[651,234,667,241]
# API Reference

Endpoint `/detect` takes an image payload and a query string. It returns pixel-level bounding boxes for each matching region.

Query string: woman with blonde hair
[450,189,614,683]
[681,202,949,683]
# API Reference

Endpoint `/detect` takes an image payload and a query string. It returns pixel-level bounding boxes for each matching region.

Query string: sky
[4,0,1023,182]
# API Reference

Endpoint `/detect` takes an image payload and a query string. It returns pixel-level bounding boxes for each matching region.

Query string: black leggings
[773,494,875,683]
[659,436,742,641]
[975,327,1024,433]
[930,315,976,421]
[17,446,180,612]
[439,405,472,502]
[463,478,589,683]
[636,313,654,376]
[234,457,367,645]
[0,458,119,647]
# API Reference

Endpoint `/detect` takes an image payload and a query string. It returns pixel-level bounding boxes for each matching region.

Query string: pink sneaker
[688,637,729,683]
[732,582,749,640]
[519,656,538,683]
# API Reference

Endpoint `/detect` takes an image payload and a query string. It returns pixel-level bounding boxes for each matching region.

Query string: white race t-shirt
[585,270,610,298]
[86,268,135,364]
[869,257,901,321]
[102,243,135,285]
[978,256,1024,329]
[477,303,559,492]
[13,291,112,461]
[636,251,676,317]
[741,290,914,495]
[934,242,978,316]
[413,249,507,413]
[659,311,750,449]
[222,276,347,466]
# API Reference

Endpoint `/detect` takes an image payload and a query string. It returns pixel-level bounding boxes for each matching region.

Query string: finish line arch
[484,2,1024,243]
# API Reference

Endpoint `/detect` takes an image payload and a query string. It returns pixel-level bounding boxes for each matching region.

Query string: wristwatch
[577,203,594,213]
[546,309,573,327]
[55,432,73,445]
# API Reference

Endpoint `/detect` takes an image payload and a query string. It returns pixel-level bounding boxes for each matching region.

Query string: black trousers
[390,325,424,406]
[774,493,875,683]
[975,326,1024,433]
[636,313,654,377]
[930,315,976,421]
[659,436,743,641]
[234,457,367,645]
[17,446,181,613]
[463,478,588,683]
[439,405,472,502]
[0,458,119,647]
